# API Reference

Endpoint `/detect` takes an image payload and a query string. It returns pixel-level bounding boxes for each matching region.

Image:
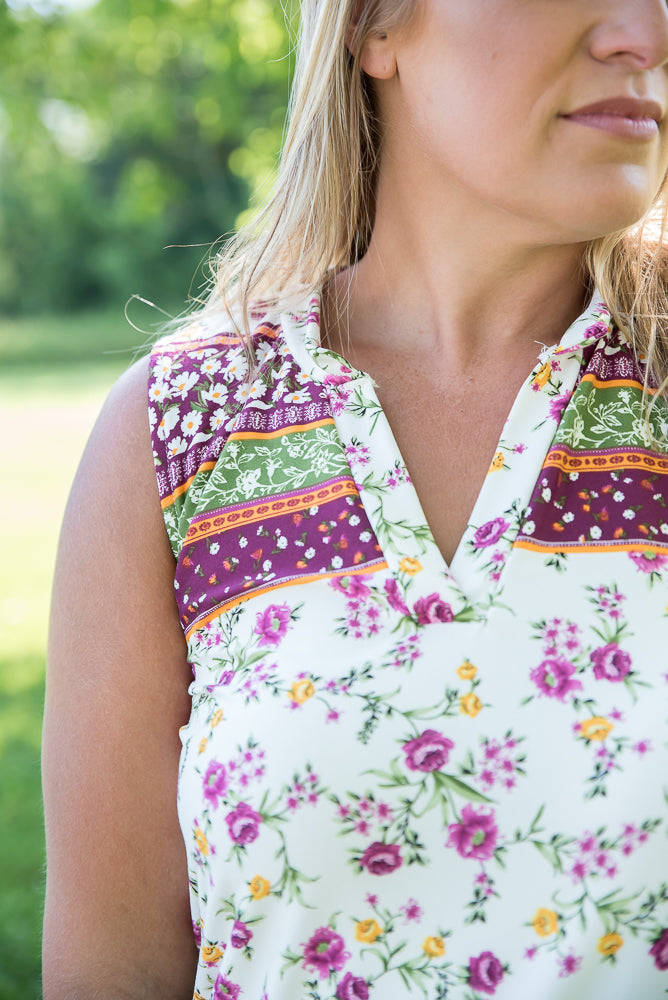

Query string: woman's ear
[345,8,397,80]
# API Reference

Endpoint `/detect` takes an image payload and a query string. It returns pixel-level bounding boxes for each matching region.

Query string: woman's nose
[589,0,668,70]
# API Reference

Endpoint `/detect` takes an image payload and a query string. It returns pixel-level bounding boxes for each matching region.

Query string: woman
[42,1,668,998]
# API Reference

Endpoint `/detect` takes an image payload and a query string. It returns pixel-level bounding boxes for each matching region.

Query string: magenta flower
[590,643,632,682]
[254,603,292,647]
[203,760,228,808]
[548,391,571,421]
[447,804,498,861]
[213,975,241,1000]
[650,928,668,970]
[331,575,372,599]
[335,972,370,1000]
[302,926,350,979]
[585,319,611,339]
[530,656,583,701]
[630,550,668,574]
[230,919,253,949]
[359,841,403,875]
[384,577,409,615]
[468,951,505,995]
[558,952,583,978]
[402,729,454,772]
[413,593,454,624]
[192,920,202,948]
[472,518,509,549]
[225,802,263,845]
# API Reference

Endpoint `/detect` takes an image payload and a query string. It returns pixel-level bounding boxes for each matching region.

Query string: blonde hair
[210,0,668,417]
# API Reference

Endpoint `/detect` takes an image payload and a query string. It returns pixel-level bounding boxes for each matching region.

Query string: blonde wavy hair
[212,0,668,414]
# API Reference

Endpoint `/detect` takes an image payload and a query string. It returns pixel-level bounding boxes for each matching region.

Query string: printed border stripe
[152,323,280,355]
[514,538,668,555]
[579,373,658,394]
[184,559,389,640]
[228,417,335,442]
[184,477,360,543]
[160,461,218,510]
[544,447,668,474]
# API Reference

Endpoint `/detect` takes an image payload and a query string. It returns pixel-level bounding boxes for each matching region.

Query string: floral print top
[148,292,668,1000]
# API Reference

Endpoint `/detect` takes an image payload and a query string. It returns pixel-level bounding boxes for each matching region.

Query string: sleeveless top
[148,293,668,1000]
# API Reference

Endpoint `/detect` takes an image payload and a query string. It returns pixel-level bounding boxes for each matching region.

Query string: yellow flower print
[399,557,423,575]
[249,875,271,900]
[457,660,477,681]
[598,932,624,956]
[289,678,316,704]
[578,716,614,742]
[210,709,223,728]
[489,452,505,473]
[531,908,558,937]
[201,944,224,965]
[355,918,383,943]
[422,936,446,958]
[194,826,209,857]
[532,361,552,388]
[198,737,208,754]
[194,993,207,1000]
[460,692,483,717]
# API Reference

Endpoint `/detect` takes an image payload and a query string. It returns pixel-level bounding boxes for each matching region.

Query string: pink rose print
[403,730,455,772]
[230,919,253,949]
[254,603,292,647]
[213,975,241,1000]
[335,972,370,1000]
[225,802,263,845]
[468,951,505,995]
[192,920,202,948]
[590,643,632,682]
[302,926,350,979]
[203,760,228,808]
[530,657,583,701]
[359,841,403,875]
[472,518,509,549]
[384,578,409,615]
[413,593,454,624]
[331,575,372,599]
[650,928,668,970]
[548,391,571,422]
[630,551,668,574]
[447,804,498,861]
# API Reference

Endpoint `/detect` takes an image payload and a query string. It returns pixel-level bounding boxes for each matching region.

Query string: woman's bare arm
[42,357,197,999]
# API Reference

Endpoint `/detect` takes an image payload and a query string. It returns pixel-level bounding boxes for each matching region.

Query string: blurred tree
[0,0,295,313]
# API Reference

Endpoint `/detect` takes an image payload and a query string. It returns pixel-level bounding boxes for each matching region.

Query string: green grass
[0,305,165,998]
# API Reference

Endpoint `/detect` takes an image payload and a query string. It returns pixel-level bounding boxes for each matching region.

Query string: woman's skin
[43,1,668,995]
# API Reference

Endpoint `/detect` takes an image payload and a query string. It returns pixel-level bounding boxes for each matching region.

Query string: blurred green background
[0,0,293,994]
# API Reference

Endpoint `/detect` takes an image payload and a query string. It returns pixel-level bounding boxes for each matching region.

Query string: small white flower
[623,477,633,484]
[349,515,360,527]
[653,493,662,502]
[613,491,625,502]
[309,506,319,515]
[331,556,343,569]
[305,548,316,559]
[623,509,635,520]
[590,490,599,499]
[522,520,535,536]
[590,525,602,539]
[263,559,272,572]
[157,408,180,441]
[276,536,288,550]
[149,380,170,403]
[181,410,203,437]
[569,473,579,482]
[239,536,248,548]
[167,435,188,456]
[541,487,552,502]
[295,539,305,547]
[563,511,575,523]
[661,523,668,535]
[210,542,220,555]
[359,531,372,543]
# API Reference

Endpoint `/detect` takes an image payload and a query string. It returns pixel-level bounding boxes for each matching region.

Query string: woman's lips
[561,98,663,141]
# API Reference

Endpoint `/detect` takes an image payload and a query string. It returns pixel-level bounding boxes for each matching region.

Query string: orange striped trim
[152,323,281,355]
[228,417,335,442]
[514,538,668,555]
[184,478,360,543]
[544,447,668,474]
[579,374,658,394]
[160,461,218,510]
[184,560,389,640]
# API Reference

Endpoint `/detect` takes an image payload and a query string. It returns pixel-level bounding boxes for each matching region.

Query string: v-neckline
[280,292,613,621]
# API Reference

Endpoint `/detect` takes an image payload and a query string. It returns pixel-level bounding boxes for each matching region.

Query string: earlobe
[359,33,397,79]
